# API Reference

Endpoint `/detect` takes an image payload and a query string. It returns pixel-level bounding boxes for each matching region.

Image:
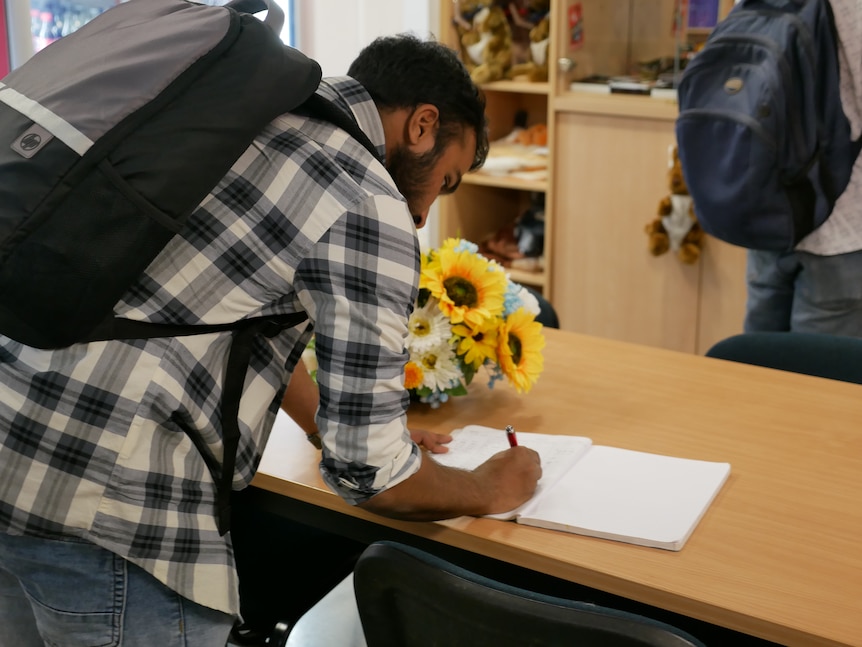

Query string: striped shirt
[0,77,423,614]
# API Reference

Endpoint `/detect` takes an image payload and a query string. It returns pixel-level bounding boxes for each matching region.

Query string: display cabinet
[438,0,747,355]
[437,0,556,291]
[436,77,551,290]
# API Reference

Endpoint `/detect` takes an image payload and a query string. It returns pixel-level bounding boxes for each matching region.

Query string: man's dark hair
[347,34,489,171]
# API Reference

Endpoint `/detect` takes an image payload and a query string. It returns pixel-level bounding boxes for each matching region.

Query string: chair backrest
[353,541,706,647]
[705,332,862,384]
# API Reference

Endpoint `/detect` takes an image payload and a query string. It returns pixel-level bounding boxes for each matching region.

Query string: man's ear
[405,104,440,154]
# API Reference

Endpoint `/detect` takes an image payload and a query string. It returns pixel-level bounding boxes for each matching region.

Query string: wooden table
[252,328,862,647]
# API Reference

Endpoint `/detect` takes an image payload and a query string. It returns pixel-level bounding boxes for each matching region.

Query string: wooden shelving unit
[438,0,748,355]
[437,2,556,297]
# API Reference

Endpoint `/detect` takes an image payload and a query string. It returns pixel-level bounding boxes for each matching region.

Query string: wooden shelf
[554,92,678,121]
[507,267,547,288]
[480,80,550,95]
[462,173,548,192]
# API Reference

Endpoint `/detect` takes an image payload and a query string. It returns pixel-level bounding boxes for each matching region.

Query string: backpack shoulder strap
[93,313,308,537]
[226,0,284,34]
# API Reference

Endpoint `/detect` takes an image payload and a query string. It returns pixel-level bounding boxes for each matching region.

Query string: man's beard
[386,145,441,224]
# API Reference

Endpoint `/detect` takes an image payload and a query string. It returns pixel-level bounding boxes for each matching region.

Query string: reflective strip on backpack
[0,82,92,156]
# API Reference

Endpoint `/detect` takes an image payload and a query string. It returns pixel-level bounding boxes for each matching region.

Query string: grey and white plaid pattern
[0,78,422,614]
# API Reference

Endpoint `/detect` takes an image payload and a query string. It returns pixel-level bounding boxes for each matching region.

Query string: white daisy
[415,342,462,393]
[406,298,452,354]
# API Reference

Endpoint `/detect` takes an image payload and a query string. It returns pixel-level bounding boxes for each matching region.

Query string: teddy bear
[452,0,486,53]
[460,4,513,84]
[645,146,704,264]
[507,4,550,82]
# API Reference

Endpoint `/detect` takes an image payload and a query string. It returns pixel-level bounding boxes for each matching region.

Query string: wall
[293,0,441,248]
[294,0,438,75]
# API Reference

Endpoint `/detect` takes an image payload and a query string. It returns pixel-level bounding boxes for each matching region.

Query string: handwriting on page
[432,425,593,519]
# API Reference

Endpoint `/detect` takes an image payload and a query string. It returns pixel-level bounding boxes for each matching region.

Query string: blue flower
[503,281,525,317]
[452,239,479,255]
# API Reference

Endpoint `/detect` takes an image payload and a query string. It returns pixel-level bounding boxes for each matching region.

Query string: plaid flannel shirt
[0,78,422,614]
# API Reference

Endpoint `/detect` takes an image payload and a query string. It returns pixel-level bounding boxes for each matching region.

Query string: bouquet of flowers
[405,238,545,407]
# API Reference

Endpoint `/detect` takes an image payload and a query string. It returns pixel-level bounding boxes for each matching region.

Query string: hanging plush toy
[645,146,704,264]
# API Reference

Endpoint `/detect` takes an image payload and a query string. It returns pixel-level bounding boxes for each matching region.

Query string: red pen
[506,425,518,447]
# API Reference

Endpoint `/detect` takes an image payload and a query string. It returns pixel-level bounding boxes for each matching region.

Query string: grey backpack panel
[2,0,233,150]
[0,0,323,348]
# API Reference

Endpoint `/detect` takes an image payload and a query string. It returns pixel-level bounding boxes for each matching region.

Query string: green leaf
[446,382,469,396]
[416,288,431,308]
[461,362,477,385]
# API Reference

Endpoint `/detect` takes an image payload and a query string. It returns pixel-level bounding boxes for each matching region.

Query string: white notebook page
[518,445,731,549]
[432,425,592,519]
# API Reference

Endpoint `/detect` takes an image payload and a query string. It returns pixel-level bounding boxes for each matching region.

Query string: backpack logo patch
[723,78,743,94]
[12,124,53,158]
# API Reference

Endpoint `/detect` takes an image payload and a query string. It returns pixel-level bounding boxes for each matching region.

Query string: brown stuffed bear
[645,146,704,264]
[508,8,550,82]
[460,5,513,84]
[452,0,485,59]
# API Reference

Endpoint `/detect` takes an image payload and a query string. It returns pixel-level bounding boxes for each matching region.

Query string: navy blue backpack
[676,0,862,251]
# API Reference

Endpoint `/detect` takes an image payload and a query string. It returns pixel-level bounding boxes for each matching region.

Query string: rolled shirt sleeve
[294,194,423,504]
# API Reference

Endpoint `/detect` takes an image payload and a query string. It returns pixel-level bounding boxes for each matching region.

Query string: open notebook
[432,425,731,551]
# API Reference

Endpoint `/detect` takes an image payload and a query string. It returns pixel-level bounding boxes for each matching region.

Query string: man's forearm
[357,446,541,521]
[357,458,489,521]
[280,366,319,436]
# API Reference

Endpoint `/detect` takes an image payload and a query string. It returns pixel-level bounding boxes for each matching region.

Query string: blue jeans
[745,248,862,336]
[0,533,235,647]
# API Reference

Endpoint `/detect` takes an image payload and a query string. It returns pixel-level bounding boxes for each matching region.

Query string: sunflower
[452,318,499,369]
[438,237,479,255]
[497,308,545,394]
[420,245,507,329]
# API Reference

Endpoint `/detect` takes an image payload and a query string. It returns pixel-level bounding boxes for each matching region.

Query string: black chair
[270,540,706,647]
[705,332,862,384]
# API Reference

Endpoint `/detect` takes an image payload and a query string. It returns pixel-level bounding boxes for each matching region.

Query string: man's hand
[472,446,543,515]
[410,428,452,454]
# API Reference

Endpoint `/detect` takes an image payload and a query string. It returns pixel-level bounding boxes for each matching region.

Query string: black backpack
[0,0,377,534]
[676,0,862,251]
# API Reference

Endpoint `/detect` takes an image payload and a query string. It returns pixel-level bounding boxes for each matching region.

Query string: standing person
[0,34,542,647]
[745,0,862,336]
